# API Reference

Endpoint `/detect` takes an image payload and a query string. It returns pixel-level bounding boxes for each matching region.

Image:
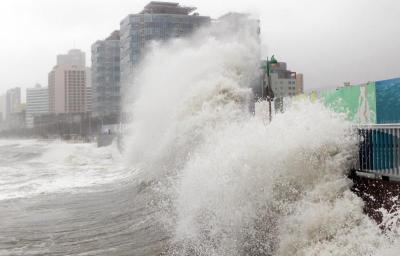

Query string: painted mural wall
[318,77,400,124]
[375,78,400,124]
[320,82,376,124]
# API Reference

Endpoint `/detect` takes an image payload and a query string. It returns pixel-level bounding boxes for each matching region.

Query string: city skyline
[1,0,400,95]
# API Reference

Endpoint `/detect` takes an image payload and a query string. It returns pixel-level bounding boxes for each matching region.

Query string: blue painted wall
[376,78,400,124]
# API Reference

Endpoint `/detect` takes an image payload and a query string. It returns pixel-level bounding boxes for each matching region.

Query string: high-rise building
[120,2,210,88]
[85,67,92,113]
[91,30,120,117]
[48,49,88,114]
[57,49,85,67]
[26,84,49,128]
[5,87,21,119]
[86,86,92,112]
[86,67,92,88]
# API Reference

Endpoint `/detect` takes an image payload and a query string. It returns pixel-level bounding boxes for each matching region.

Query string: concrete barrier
[97,133,116,147]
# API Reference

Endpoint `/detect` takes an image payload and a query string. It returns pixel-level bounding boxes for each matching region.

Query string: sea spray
[122,16,260,179]
[168,101,356,255]
[121,15,400,256]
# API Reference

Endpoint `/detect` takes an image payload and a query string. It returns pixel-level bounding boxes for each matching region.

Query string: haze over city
[1,0,399,94]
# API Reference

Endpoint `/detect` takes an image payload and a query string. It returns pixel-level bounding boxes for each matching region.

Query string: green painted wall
[319,82,376,124]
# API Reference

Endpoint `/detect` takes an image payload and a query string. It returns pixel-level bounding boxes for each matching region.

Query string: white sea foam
[122,16,400,256]
[123,19,259,177]
[0,140,129,201]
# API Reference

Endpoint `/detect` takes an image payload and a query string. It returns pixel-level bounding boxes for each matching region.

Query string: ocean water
[1,18,400,256]
[0,102,399,256]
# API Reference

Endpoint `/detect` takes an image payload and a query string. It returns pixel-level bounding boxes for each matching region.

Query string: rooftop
[140,1,196,15]
[106,30,120,40]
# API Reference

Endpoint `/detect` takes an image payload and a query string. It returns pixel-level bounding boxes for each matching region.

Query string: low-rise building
[295,73,304,95]
[261,58,304,99]
[269,61,297,98]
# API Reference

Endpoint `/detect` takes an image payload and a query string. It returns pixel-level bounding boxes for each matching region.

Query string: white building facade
[5,87,21,119]
[269,62,303,98]
[26,84,49,128]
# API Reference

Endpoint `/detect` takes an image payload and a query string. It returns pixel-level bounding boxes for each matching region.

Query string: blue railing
[357,124,400,179]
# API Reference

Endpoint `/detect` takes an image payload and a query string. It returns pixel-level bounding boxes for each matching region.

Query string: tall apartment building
[85,67,92,112]
[91,30,120,117]
[86,86,92,112]
[269,61,303,98]
[5,87,21,119]
[48,49,88,113]
[26,84,49,128]
[57,49,86,67]
[120,1,210,88]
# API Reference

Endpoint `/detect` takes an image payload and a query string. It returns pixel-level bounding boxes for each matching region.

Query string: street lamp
[261,55,277,122]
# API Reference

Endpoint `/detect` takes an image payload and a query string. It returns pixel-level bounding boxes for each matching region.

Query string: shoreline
[350,172,400,224]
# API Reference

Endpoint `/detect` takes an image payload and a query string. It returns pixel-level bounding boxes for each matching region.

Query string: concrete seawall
[97,134,116,147]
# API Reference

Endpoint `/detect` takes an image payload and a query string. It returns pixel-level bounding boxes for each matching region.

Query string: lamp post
[261,55,277,122]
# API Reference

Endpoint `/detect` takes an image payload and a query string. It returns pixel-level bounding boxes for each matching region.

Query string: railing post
[397,128,400,176]
[356,124,400,179]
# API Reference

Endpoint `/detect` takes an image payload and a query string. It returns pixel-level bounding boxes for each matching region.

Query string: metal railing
[356,124,400,179]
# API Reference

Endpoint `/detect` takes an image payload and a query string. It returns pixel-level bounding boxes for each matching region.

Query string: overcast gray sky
[1,0,399,95]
